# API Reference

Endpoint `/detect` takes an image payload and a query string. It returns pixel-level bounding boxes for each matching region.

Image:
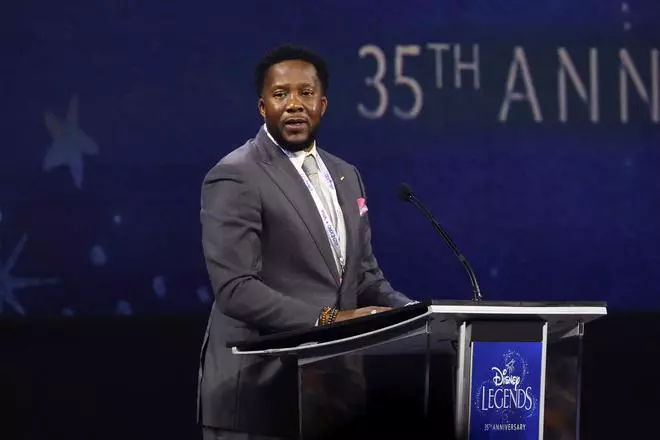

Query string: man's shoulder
[204,135,262,181]
[216,137,260,167]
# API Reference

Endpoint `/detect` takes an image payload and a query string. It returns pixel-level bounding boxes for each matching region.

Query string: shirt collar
[263,123,318,170]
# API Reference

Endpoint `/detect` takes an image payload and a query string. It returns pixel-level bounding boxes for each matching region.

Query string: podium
[228,300,607,439]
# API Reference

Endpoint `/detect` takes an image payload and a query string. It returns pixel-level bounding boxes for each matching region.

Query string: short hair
[254,45,329,97]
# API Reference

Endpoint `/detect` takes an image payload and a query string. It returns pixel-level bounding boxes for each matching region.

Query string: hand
[335,306,392,323]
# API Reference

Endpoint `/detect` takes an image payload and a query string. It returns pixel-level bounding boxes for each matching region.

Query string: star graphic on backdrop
[0,234,58,315]
[43,94,99,189]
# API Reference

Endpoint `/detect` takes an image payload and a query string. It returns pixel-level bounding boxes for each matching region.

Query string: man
[198,45,416,439]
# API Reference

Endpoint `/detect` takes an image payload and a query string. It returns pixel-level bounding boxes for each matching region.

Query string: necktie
[302,154,337,228]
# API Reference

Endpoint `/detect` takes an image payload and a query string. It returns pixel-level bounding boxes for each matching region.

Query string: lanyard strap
[282,149,345,273]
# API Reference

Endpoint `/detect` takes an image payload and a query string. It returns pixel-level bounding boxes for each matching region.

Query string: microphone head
[397,182,414,202]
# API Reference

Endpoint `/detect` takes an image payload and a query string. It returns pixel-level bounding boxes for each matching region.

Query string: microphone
[398,182,484,302]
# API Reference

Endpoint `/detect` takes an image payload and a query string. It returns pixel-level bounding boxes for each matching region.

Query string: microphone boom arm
[403,190,484,302]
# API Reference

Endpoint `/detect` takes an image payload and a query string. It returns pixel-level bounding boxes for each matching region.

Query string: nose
[286,93,303,112]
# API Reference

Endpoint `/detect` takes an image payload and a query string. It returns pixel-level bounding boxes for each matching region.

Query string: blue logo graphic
[470,342,543,439]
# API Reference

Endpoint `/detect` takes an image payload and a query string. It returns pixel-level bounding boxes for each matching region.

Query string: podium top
[228,300,607,355]
[431,299,606,308]
[430,299,607,321]
[228,302,430,352]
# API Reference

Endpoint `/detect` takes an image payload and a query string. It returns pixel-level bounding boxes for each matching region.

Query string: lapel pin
[339,176,344,181]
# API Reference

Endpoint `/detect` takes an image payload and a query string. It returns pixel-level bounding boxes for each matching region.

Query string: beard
[268,122,320,152]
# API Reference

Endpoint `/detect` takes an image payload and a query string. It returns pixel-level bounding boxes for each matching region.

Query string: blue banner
[470,342,544,439]
[1,0,659,316]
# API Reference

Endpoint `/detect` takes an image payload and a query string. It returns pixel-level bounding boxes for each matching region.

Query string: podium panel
[455,321,548,439]
[296,333,433,439]
[297,352,367,438]
[543,325,584,440]
[228,301,605,440]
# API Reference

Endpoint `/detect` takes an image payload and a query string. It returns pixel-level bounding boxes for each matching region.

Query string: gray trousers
[201,356,366,440]
[202,427,291,440]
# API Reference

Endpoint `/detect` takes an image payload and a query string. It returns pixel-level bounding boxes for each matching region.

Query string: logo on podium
[469,342,543,439]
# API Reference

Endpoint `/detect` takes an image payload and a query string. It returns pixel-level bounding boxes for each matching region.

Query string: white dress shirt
[264,125,347,275]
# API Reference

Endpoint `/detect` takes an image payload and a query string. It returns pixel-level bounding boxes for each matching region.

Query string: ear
[320,96,328,117]
[258,99,265,118]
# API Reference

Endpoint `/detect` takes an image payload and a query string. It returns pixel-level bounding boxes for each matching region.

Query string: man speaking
[197,44,416,439]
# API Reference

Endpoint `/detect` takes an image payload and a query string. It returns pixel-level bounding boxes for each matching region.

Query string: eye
[301,89,314,96]
[273,90,287,99]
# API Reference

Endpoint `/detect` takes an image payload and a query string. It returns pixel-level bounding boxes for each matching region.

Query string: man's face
[259,59,327,152]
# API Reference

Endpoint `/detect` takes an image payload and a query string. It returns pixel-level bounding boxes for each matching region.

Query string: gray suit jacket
[197,126,413,436]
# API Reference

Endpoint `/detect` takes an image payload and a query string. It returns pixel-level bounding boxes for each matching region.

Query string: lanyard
[282,149,345,274]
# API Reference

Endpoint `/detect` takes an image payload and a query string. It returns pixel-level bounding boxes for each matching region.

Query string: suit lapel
[256,129,342,285]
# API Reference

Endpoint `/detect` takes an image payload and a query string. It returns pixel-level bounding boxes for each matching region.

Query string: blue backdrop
[1,0,659,317]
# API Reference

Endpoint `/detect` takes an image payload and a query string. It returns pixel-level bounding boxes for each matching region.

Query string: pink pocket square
[357,197,368,216]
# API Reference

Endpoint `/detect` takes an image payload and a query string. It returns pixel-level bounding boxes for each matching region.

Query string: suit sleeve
[201,162,322,332]
[352,167,415,308]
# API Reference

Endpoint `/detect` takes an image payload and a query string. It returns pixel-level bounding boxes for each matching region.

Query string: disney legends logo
[476,354,537,416]
[481,358,534,412]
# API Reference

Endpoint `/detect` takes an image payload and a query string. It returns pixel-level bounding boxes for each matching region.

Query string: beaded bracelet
[328,307,338,324]
[319,306,339,325]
